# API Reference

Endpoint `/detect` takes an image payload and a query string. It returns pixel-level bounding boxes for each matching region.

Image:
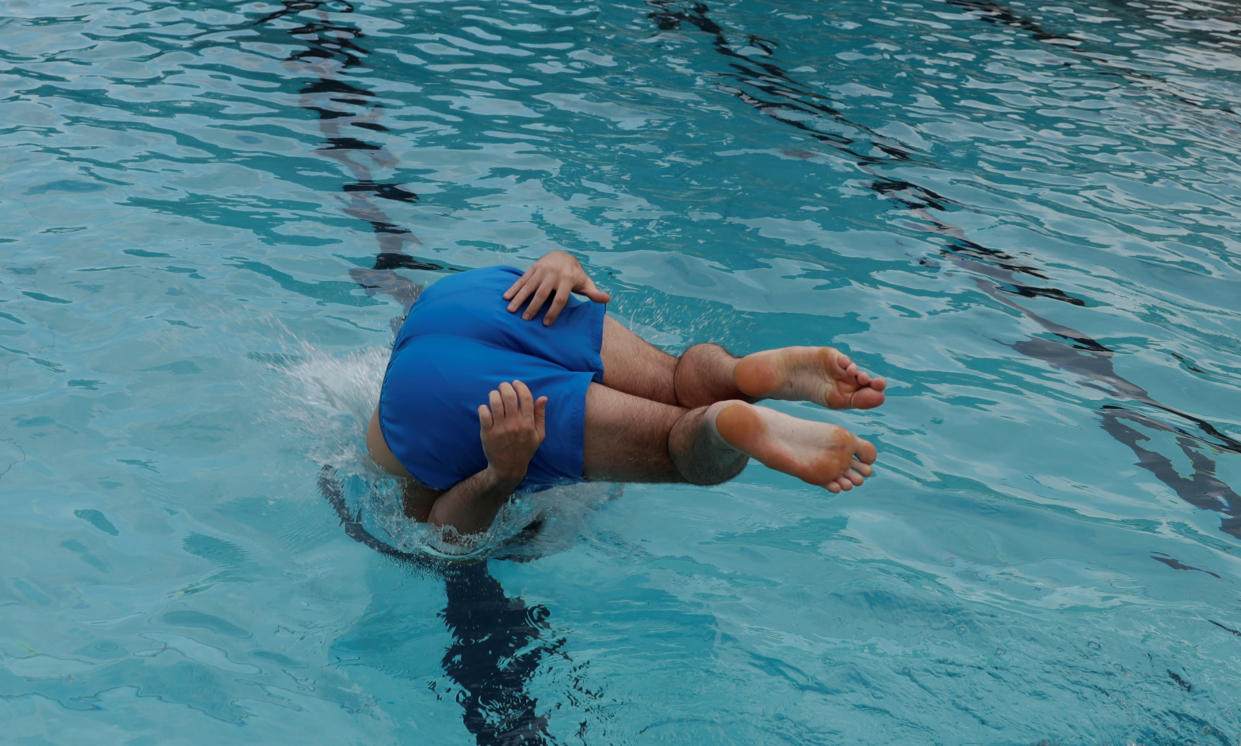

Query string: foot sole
[734,347,885,410]
[714,403,876,490]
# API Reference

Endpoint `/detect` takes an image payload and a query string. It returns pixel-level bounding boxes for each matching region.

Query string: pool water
[3,0,1241,743]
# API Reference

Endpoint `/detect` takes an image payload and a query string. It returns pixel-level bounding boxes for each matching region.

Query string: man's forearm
[426,467,523,534]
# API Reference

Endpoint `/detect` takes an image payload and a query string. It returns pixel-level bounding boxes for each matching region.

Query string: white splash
[272,340,619,561]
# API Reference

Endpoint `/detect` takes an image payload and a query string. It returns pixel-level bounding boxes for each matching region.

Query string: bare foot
[734,346,886,410]
[712,402,877,493]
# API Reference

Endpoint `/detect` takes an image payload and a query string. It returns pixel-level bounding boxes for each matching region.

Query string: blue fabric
[378,266,605,491]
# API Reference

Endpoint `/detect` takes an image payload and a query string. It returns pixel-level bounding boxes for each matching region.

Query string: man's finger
[533,396,547,436]
[582,278,611,304]
[478,404,493,430]
[543,279,572,326]
[498,381,519,415]
[503,269,533,301]
[523,281,554,321]
[513,379,534,416]
[505,272,536,312]
[489,388,504,418]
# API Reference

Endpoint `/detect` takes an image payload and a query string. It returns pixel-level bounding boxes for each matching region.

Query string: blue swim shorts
[378,265,606,492]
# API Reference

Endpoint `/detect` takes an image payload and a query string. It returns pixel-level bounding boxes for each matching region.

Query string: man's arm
[400,480,442,523]
[503,250,609,325]
[413,380,547,535]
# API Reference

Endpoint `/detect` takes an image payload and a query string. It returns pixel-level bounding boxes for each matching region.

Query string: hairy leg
[598,316,678,404]
[599,315,885,410]
[599,316,744,407]
[673,343,748,408]
[581,383,746,485]
[581,384,877,491]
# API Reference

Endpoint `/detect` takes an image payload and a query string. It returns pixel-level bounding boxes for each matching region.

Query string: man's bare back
[368,251,885,534]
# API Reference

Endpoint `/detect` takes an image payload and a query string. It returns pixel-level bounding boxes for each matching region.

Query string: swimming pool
[3,0,1240,742]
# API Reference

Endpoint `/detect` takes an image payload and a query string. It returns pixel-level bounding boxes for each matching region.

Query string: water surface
[2,0,1241,743]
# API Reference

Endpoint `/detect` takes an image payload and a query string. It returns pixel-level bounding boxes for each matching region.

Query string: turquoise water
[4,0,1241,742]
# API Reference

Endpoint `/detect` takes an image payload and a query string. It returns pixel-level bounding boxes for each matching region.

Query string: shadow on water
[243,2,578,742]
[642,0,1241,561]
[319,468,559,744]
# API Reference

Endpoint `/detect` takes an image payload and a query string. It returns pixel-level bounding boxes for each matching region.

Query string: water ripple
[3,0,1241,742]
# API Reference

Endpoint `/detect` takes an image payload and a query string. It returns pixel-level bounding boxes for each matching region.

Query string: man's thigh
[599,315,678,404]
[581,382,686,483]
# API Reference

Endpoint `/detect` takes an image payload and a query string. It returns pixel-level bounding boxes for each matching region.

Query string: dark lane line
[927,0,1241,547]
[248,3,570,742]
[643,1,1241,550]
[248,0,452,317]
[645,1,1089,295]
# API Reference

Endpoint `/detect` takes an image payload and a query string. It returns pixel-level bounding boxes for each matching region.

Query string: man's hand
[503,250,611,326]
[478,380,548,484]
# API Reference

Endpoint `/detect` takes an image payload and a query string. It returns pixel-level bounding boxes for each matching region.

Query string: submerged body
[368,251,886,533]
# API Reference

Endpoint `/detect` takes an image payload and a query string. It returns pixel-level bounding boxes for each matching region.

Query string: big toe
[850,387,886,410]
[855,437,877,464]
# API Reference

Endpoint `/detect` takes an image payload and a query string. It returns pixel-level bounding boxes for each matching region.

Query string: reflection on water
[318,469,556,744]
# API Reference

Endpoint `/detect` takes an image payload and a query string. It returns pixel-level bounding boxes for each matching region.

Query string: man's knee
[673,343,735,407]
[668,402,748,485]
[676,343,730,372]
[680,451,747,486]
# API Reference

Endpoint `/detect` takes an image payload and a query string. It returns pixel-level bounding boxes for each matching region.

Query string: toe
[855,438,878,464]
[851,388,886,409]
[846,469,864,486]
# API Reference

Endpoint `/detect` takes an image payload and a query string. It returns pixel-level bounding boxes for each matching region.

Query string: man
[367,251,885,534]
